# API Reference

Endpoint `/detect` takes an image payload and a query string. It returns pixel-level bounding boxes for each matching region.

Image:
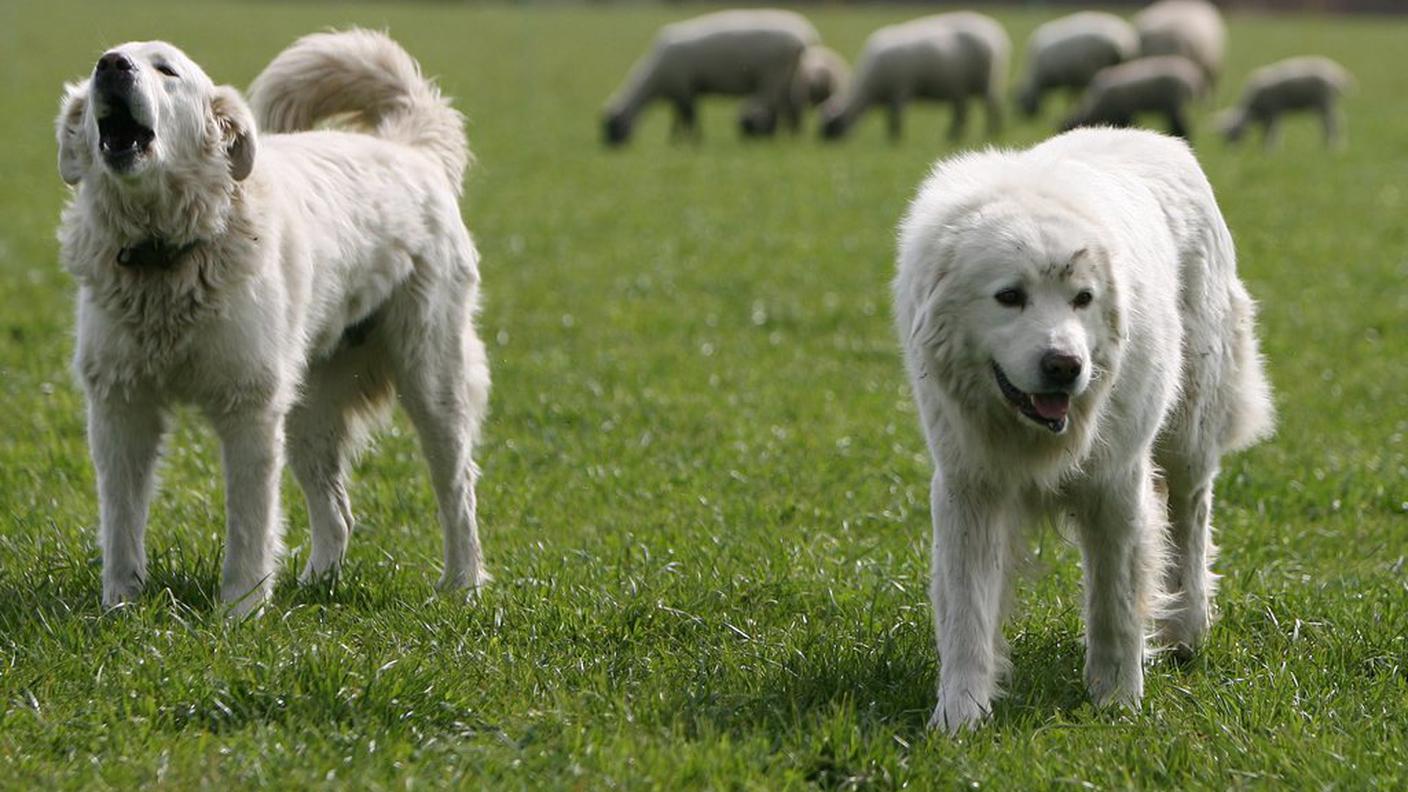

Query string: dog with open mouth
[894,127,1275,732]
[55,31,490,616]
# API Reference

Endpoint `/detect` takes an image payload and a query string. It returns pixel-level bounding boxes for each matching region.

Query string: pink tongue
[1031,393,1070,421]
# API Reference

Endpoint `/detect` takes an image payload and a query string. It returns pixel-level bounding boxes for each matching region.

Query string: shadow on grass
[661,622,1094,743]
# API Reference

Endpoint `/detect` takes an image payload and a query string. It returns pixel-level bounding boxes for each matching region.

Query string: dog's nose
[1041,351,1083,387]
[95,51,135,75]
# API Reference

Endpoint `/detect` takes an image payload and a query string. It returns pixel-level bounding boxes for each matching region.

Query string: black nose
[95,51,134,75]
[1041,351,1083,387]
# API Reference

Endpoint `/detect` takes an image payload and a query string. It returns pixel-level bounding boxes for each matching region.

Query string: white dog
[894,127,1273,731]
[55,30,489,616]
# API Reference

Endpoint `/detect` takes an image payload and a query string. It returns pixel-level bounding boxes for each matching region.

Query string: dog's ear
[56,81,91,185]
[212,85,257,181]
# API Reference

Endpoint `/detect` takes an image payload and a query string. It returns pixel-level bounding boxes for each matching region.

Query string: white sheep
[1217,56,1353,149]
[1016,12,1138,118]
[1135,0,1226,88]
[601,9,819,146]
[1061,56,1206,139]
[798,45,851,107]
[820,12,1010,141]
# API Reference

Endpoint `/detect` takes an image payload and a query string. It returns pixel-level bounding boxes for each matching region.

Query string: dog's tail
[249,28,470,193]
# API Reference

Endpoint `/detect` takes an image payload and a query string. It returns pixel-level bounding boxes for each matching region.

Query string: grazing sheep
[1017,12,1138,118]
[1061,56,1205,139]
[1217,56,1353,149]
[1135,0,1226,88]
[821,12,1010,142]
[601,9,819,146]
[799,45,851,106]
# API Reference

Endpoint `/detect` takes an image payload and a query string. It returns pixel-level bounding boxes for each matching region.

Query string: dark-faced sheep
[1061,56,1206,139]
[1217,56,1353,149]
[601,9,819,146]
[820,12,1010,142]
[1135,0,1226,89]
[1017,12,1138,118]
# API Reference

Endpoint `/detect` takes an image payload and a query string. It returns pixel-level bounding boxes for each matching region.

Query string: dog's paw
[929,690,991,734]
[101,581,142,612]
[221,579,274,621]
[298,558,342,587]
[1086,660,1144,710]
[1155,599,1211,661]
[436,567,491,600]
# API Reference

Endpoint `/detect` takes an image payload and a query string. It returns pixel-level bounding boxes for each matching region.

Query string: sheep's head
[602,111,631,147]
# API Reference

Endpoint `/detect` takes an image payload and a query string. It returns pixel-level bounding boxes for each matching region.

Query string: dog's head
[56,41,255,187]
[902,199,1124,438]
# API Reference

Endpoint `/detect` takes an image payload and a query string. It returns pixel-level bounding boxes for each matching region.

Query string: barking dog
[894,127,1273,731]
[55,30,489,615]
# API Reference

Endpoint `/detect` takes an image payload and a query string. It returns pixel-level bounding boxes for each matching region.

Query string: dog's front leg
[929,471,1011,733]
[212,408,285,617]
[1074,462,1161,709]
[89,394,166,609]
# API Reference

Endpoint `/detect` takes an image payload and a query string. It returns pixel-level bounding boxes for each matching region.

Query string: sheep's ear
[56,80,91,185]
[212,85,257,181]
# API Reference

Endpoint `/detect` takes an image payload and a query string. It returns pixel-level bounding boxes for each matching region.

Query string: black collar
[116,238,200,270]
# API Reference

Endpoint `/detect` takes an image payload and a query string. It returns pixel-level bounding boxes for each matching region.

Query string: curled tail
[249,28,470,193]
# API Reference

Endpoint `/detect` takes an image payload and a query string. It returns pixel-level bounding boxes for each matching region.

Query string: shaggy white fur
[894,128,1273,732]
[55,29,489,616]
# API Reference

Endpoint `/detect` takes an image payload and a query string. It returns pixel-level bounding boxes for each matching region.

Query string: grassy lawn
[1,1,1405,787]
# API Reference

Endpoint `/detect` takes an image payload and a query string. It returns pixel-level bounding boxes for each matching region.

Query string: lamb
[1216,56,1353,149]
[1135,0,1226,88]
[820,12,1010,142]
[601,9,819,146]
[1016,12,1138,118]
[1061,56,1206,139]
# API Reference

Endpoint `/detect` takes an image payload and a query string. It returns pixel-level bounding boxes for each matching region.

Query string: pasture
[1,1,1405,787]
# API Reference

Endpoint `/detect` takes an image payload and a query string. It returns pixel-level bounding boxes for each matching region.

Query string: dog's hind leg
[1153,450,1219,658]
[89,393,166,609]
[287,346,392,584]
[929,471,1014,733]
[388,292,491,596]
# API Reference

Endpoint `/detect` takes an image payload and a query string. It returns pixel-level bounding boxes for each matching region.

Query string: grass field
[1,1,1406,787]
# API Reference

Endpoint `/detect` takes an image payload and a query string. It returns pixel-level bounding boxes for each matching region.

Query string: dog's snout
[96,52,135,74]
[1041,351,1083,387]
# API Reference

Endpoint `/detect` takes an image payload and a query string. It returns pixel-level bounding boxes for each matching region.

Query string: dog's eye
[994,287,1026,308]
[1073,290,1094,309]
[155,63,179,78]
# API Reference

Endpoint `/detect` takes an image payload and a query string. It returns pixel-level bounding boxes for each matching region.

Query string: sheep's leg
[887,99,904,142]
[1321,104,1343,149]
[1168,106,1192,140]
[671,97,699,143]
[947,98,969,142]
[983,92,1003,139]
[1261,116,1282,151]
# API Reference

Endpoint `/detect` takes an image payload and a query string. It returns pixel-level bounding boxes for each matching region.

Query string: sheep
[820,12,1010,142]
[1016,12,1138,118]
[1061,56,1206,139]
[1135,0,1226,88]
[798,45,851,107]
[601,9,819,146]
[1216,56,1354,149]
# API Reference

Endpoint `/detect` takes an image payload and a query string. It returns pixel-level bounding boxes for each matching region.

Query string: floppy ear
[212,85,257,181]
[56,81,91,185]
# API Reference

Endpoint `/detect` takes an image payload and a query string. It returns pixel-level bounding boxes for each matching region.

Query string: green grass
[1,1,1406,787]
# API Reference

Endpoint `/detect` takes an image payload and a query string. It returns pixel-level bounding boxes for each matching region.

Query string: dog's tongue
[1031,393,1070,421]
